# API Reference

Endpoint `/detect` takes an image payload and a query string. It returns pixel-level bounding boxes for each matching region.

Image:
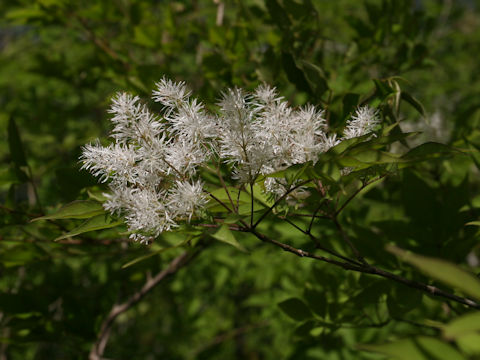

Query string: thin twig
[73,15,130,70]
[283,212,330,220]
[250,182,254,227]
[335,174,388,217]
[308,232,363,266]
[207,192,234,213]
[332,217,367,265]
[252,179,311,229]
[216,163,236,211]
[307,201,326,234]
[282,216,308,234]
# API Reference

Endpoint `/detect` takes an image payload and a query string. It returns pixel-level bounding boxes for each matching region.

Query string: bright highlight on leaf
[387,245,480,300]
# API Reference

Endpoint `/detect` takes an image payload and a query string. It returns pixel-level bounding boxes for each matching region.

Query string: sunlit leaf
[443,312,480,339]
[359,336,464,360]
[387,245,480,300]
[212,225,247,252]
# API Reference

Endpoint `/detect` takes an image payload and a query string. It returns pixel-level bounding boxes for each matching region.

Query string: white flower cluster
[81,78,380,242]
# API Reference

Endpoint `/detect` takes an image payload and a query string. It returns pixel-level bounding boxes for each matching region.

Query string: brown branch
[72,15,130,70]
[250,229,480,310]
[216,163,236,212]
[89,249,203,360]
[251,229,365,271]
[207,192,234,214]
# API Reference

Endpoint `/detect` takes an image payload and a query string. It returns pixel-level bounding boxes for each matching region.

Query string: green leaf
[0,245,43,267]
[465,221,480,226]
[300,60,329,98]
[340,149,402,167]
[387,245,480,300]
[455,333,480,355]
[342,93,360,118]
[282,52,311,93]
[401,142,461,163]
[443,312,480,339]
[326,133,373,156]
[6,7,46,22]
[401,92,425,116]
[223,214,246,224]
[207,187,250,206]
[32,200,105,221]
[212,225,247,252]
[245,183,275,207]
[373,79,395,99]
[54,214,122,241]
[387,284,423,317]
[278,298,313,322]
[303,289,327,318]
[265,0,291,30]
[359,336,464,360]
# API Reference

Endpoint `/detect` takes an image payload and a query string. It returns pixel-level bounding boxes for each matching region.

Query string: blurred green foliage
[1,0,480,359]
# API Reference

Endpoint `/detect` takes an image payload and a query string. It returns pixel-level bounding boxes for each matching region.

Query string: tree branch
[89,248,203,360]
[249,229,480,310]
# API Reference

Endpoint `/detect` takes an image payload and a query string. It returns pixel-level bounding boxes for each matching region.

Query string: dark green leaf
[278,298,313,322]
[282,52,311,93]
[33,200,105,221]
[401,92,425,116]
[265,0,291,30]
[54,214,122,241]
[342,93,360,118]
[8,117,27,168]
[300,60,328,98]
[401,142,462,164]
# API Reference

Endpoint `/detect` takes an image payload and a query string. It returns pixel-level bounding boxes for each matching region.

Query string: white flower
[343,106,380,139]
[109,92,163,145]
[167,180,207,221]
[152,77,191,113]
[164,139,207,176]
[167,98,216,142]
[80,141,139,184]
